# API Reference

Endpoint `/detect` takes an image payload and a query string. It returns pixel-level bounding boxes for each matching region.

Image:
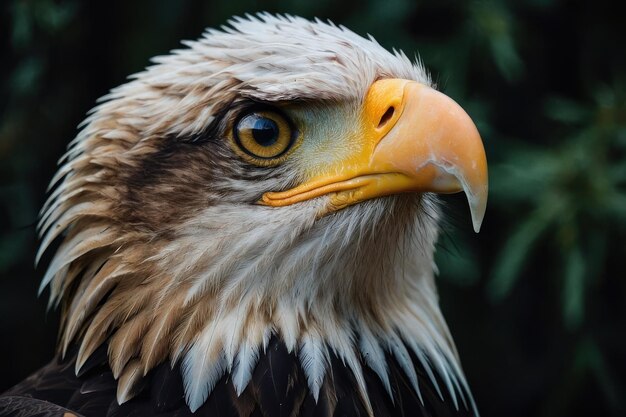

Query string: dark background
[1,0,625,416]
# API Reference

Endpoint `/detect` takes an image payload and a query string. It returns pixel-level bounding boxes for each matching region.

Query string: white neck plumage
[42,192,474,414]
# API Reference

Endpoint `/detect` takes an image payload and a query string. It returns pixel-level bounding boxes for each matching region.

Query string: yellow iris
[233,110,295,161]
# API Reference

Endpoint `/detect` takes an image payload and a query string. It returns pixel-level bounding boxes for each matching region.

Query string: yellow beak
[261,79,488,232]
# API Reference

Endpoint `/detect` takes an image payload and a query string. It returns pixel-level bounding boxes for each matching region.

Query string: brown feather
[171,297,215,364]
[76,300,120,372]
[139,289,187,374]
[62,258,126,353]
[109,311,151,378]
[116,359,143,404]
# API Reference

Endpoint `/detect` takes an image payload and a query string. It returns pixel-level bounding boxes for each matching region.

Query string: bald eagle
[0,14,487,417]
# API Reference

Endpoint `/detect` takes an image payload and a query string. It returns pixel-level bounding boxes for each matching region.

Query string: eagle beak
[262,79,488,232]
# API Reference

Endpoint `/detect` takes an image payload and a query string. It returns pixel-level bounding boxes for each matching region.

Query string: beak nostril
[378,106,395,129]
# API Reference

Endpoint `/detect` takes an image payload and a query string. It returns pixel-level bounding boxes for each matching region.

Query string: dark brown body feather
[0,338,474,417]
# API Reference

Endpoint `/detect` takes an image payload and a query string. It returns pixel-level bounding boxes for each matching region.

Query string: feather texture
[359,326,393,399]
[182,317,229,412]
[24,13,479,416]
[140,292,186,374]
[1,337,476,416]
[232,341,260,396]
[116,360,143,404]
[298,330,330,402]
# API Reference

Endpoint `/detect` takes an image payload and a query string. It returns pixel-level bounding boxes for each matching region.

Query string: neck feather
[42,195,474,413]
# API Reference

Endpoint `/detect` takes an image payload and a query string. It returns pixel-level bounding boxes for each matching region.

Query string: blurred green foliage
[489,84,626,326]
[1,0,625,416]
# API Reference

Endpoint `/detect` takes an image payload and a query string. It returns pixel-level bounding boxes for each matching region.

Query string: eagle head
[38,14,487,415]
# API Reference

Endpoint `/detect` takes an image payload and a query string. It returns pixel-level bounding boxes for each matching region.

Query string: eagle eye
[234,110,295,160]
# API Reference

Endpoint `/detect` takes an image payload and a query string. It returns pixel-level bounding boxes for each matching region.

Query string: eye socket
[234,110,295,160]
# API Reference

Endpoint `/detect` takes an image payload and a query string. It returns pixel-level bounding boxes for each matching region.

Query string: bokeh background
[1,0,625,416]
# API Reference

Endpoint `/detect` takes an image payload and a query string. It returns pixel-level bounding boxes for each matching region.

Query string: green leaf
[10,56,44,97]
[562,245,585,330]
[490,34,524,81]
[35,0,77,33]
[10,0,33,49]
[489,151,561,206]
[488,201,559,300]
[544,96,590,124]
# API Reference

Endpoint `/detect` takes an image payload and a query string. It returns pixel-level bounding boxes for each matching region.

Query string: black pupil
[251,116,279,147]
